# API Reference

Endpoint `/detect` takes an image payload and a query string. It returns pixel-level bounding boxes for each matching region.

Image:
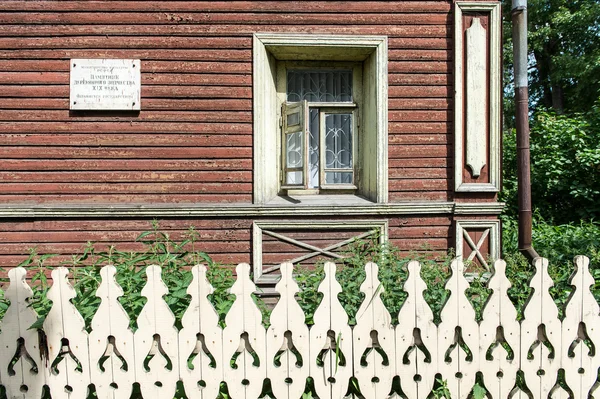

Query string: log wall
[0,0,502,271]
[0,216,461,269]
[0,1,459,203]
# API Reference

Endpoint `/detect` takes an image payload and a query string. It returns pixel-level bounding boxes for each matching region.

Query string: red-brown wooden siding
[0,1,501,272]
[0,216,459,269]
[0,1,461,204]
[0,214,501,271]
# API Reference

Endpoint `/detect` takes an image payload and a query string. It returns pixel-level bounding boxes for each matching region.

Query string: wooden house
[0,1,503,285]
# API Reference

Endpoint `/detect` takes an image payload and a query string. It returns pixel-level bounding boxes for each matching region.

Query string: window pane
[308,108,320,188]
[286,171,303,185]
[325,172,353,184]
[287,111,300,127]
[325,113,353,169]
[286,131,303,168]
[287,70,352,102]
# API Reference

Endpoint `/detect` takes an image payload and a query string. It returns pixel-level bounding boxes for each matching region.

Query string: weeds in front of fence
[0,219,599,399]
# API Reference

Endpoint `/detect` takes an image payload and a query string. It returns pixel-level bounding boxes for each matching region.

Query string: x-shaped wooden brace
[462,228,490,270]
[261,229,378,275]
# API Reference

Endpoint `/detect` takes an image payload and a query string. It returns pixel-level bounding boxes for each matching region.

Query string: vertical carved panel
[465,18,487,178]
[454,3,501,192]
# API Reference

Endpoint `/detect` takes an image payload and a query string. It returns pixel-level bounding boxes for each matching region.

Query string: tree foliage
[503,0,600,116]
[502,0,600,223]
[501,103,600,222]
[528,0,600,113]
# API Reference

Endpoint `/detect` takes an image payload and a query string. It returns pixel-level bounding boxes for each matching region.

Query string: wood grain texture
[0,216,454,270]
[0,0,454,202]
[0,0,499,267]
[0,12,450,25]
[0,24,450,38]
[0,2,452,13]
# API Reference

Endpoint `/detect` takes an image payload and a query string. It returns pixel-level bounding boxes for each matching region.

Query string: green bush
[501,105,600,223]
[0,221,597,399]
[2,220,597,330]
[502,216,600,317]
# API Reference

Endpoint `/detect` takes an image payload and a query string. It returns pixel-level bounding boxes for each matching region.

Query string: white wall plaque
[70,59,140,111]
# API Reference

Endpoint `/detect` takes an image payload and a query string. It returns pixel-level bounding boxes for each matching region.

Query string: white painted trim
[253,33,389,49]
[454,2,501,192]
[455,219,500,267]
[453,202,505,215]
[252,220,388,285]
[0,202,504,218]
[253,33,388,204]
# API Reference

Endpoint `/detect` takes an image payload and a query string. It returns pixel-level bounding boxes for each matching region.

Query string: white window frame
[282,101,359,192]
[253,33,388,204]
[280,63,361,192]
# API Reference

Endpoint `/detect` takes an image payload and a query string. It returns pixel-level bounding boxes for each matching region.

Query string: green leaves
[519,0,600,113]
[502,106,600,223]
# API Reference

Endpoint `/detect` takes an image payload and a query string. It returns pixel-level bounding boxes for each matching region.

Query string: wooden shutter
[281,101,308,188]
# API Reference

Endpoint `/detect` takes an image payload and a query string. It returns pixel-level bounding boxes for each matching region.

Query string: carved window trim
[252,220,388,285]
[253,33,388,204]
[454,2,501,192]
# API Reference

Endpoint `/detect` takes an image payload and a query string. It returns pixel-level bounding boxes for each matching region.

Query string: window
[281,66,360,193]
[253,33,388,204]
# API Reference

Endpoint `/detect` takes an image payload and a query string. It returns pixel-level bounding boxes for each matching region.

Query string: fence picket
[222,263,266,399]
[0,257,599,398]
[396,260,438,399]
[310,262,353,399]
[89,265,135,399]
[134,265,179,399]
[520,257,562,399]
[562,255,600,399]
[479,260,520,399]
[353,262,394,399]
[267,262,309,399]
[0,268,45,399]
[179,264,223,399]
[43,267,90,399]
[438,259,479,399]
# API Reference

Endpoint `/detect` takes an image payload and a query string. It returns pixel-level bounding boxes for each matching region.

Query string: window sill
[266,194,375,207]
[0,202,505,217]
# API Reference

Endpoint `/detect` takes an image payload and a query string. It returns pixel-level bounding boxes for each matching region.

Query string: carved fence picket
[266,263,309,399]
[520,257,562,399]
[134,265,179,399]
[1,256,600,398]
[43,267,91,399]
[89,265,135,399]
[222,263,266,399]
[479,259,520,399]
[396,260,438,398]
[309,262,353,399]
[0,268,45,399]
[438,259,480,399]
[561,256,600,399]
[179,264,223,399]
[353,262,394,399]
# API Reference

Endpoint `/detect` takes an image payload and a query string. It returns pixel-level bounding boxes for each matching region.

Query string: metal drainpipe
[512,0,539,261]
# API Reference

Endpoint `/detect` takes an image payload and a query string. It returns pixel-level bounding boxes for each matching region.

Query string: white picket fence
[0,257,599,399]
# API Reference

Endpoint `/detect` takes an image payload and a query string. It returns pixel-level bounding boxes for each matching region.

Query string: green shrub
[502,216,600,318]
[501,105,600,223]
[0,221,598,399]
